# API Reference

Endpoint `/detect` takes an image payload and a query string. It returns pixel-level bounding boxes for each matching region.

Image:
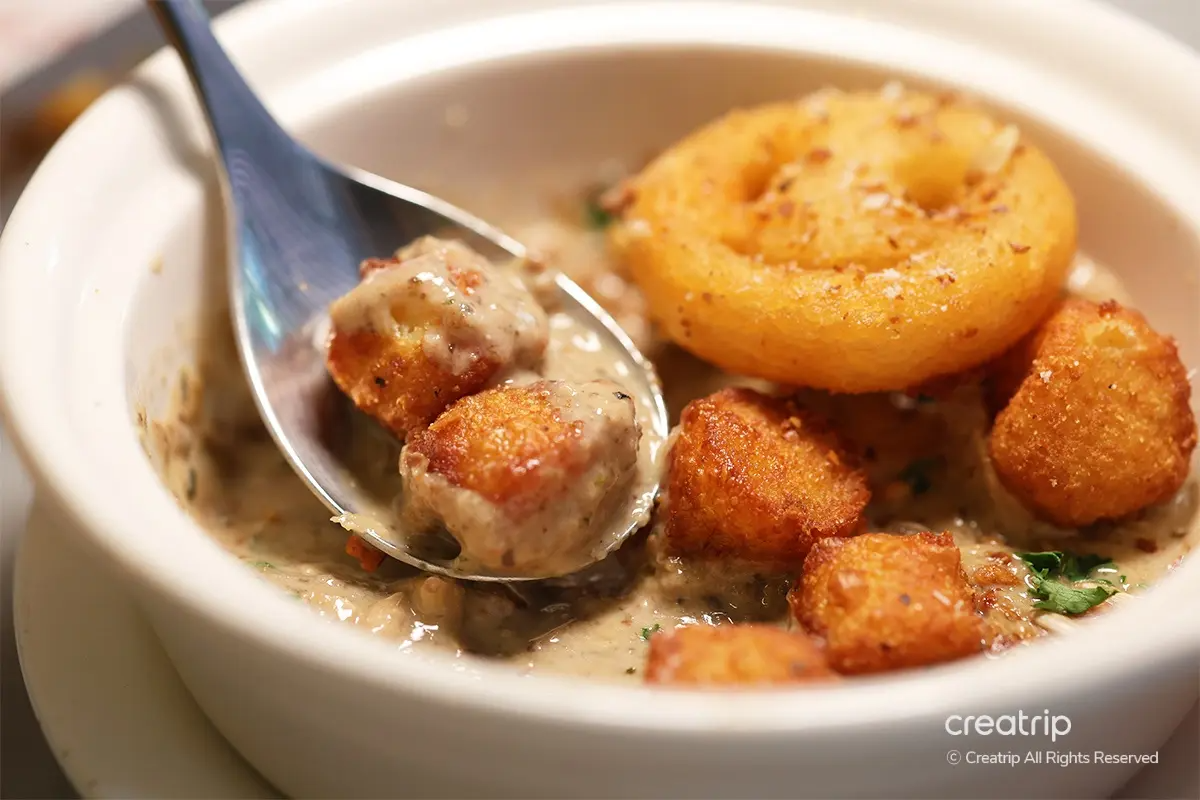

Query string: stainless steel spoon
[149,0,667,582]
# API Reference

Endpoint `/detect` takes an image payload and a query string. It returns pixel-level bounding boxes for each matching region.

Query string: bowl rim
[3,0,1200,735]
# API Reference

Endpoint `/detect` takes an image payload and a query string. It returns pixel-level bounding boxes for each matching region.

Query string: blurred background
[0,0,244,226]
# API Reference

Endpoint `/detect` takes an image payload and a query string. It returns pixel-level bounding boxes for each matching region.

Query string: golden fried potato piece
[326,237,548,438]
[663,387,869,565]
[791,532,984,674]
[613,85,1077,392]
[645,624,838,686]
[988,298,1196,527]
[401,380,640,574]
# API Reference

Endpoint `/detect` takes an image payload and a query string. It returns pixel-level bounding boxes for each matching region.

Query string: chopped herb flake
[1017,549,1120,616]
[1029,579,1116,615]
[640,623,661,641]
[584,188,615,229]
[1062,553,1114,582]
[1016,550,1063,574]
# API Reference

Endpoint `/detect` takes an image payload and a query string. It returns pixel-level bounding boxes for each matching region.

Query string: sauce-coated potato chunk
[663,387,869,565]
[401,380,640,575]
[645,624,838,686]
[791,532,984,674]
[989,299,1196,527]
[326,237,548,438]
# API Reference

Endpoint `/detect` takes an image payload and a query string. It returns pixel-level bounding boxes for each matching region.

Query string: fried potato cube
[663,387,869,565]
[644,624,838,686]
[326,237,548,438]
[988,299,1196,527]
[790,532,984,674]
[401,380,641,574]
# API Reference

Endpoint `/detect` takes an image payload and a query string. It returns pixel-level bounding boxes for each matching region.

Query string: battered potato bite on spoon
[400,379,641,576]
[326,237,549,438]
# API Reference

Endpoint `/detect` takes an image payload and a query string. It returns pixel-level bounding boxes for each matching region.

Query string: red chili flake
[975,589,998,613]
[887,235,900,250]
[1009,242,1031,254]
[345,535,386,572]
[1135,537,1159,554]
[598,179,637,215]
[359,257,396,278]
[778,200,796,217]
[980,188,999,203]
[806,147,833,164]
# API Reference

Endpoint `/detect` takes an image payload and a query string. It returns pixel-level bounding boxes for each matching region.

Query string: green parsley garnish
[640,623,661,641]
[585,197,614,229]
[250,561,274,570]
[1028,580,1116,615]
[1017,550,1119,615]
[1016,550,1064,573]
[1062,553,1115,582]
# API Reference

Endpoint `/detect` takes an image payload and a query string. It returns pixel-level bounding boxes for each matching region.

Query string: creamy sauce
[330,236,548,376]
[141,203,1198,683]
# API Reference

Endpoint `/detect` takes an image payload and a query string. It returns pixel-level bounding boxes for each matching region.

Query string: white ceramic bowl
[3,0,1200,796]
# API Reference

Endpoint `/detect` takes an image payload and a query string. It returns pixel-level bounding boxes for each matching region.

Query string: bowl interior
[2,4,1200,767]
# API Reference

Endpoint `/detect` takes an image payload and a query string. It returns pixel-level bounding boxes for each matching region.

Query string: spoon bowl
[149,0,668,581]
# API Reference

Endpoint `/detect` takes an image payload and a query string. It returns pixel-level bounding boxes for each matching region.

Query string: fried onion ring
[613,86,1077,392]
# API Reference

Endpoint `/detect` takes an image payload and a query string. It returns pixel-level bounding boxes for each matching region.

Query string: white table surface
[1,1,1199,798]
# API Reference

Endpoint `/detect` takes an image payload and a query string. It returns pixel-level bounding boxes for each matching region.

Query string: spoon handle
[146,0,291,156]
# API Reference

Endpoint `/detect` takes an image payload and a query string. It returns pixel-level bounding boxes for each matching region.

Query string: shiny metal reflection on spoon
[148,0,668,582]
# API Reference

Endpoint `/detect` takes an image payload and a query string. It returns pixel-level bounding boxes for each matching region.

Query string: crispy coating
[791,532,984,674]
[404,380,637,520]
[796,389,949,489]
[326,237,547,438]
[644,624,838,686]
[613,85,1076,392]
[988,298,1196,527]
[663,387,869,565]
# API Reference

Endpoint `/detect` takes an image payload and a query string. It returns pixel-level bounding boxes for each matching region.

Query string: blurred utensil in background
[0,0,246,227]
